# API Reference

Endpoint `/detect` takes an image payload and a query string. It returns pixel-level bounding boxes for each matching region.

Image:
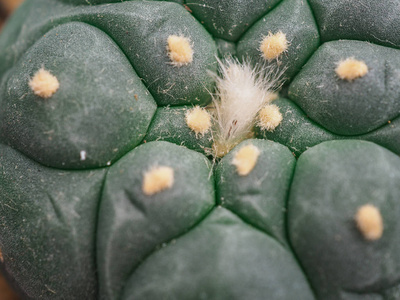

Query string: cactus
[0,0,400,299]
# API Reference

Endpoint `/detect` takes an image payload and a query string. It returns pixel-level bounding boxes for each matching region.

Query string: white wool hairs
[210,57,284,157]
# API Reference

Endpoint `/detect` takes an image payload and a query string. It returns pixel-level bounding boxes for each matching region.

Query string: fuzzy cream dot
[29,68,60,98]
[355,204,383,241]
[232,144,260,176]
[185,106,211,136]
[335,58,368,81]
[167,35,193,66]
[259,31,288,61]
[142,166,174,196]
[258,104,283,131]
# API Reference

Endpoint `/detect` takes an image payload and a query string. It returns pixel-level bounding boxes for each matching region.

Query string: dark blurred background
[0,1,24,299]
[0,0,23,29]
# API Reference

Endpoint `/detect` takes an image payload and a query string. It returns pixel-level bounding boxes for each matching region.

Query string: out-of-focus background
[0,0,23,29]
[0,0,25,298]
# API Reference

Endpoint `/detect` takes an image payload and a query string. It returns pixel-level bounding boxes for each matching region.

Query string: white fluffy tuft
[210,57,284,157]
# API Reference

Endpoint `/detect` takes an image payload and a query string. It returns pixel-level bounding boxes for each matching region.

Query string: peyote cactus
[0,0,400,299]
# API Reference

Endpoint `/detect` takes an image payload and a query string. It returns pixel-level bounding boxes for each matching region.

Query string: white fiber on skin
[210,58,284,157]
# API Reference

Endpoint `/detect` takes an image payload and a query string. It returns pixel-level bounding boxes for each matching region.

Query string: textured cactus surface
[0,1,400,299]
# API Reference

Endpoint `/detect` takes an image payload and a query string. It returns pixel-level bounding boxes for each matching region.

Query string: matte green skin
[0,0,217,168]
[1,0,400,299]
[144,106,213,154]
[121,208,314,300]
[236,0,320,81]
[289,141,400,300]
[256,98,336,157]
[256,98,400,157]
[0,22,157,169]
[308,0,400,49]
[186,0,282,42]
[289,40,400,136]
[59,0,183,5]
[0,143,106,298]
[97,141,215,299]
[216,139,295,246]
[0,0,218,106]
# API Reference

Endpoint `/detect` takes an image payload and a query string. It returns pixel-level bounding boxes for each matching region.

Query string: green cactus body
[0,1,400,299]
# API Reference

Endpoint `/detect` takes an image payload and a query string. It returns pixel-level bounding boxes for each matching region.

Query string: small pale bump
[142,166,174,196]
[185,106,211,135]
[167,35,193,66]
[80,151,87,161]
[335,58,368,81]
[259,31,288,61]
[258,104,283,131]
[232,144,260,176]
[29,68,60,98]
[355,204,383,241]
